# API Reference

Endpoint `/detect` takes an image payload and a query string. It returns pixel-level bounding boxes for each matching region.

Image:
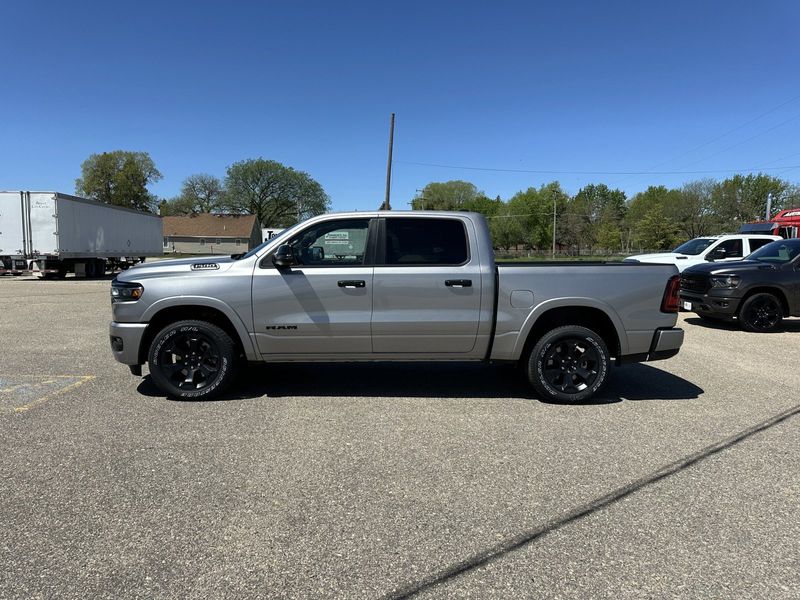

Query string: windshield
[746,239,800,264]
[237,220,306,260]
[672,238,715,255]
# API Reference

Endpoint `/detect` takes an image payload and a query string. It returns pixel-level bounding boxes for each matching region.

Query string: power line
[677,111,800,168]
[627,92,800,172]
[393,159,800,176]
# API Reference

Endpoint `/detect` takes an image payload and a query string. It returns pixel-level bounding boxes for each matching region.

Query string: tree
[637,206,678,251]
[668,180,716,239]
[75,151,162,212]
[160,174,225,215]
[488,204,525,252]
[222,159,330,227]
[181,174,225,212]
[461,194,502,217]
[411,181,483,210]
[623,185,674,250]
[712,173,795,228]
[568,184,627,252]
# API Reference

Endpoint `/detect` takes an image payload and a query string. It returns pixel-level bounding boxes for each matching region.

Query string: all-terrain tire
[147,319,238,399]
[525,325,610,404]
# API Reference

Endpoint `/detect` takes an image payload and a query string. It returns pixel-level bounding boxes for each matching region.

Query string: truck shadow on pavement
[137,362,703,403]
[685,316,800,333]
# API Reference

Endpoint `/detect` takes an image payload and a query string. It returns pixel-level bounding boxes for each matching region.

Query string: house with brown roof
[162,214,261,255]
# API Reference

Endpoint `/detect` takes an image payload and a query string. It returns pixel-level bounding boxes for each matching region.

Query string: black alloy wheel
[739,293,783,333]
[148,320,238,399]
[526,325,610,403]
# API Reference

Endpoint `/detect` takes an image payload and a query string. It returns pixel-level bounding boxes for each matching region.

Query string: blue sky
[3,1,800,212]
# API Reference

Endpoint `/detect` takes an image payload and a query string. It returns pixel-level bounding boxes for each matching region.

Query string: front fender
[142,296,259,360]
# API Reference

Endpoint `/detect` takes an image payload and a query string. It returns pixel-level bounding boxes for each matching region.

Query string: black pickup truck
[680,238,800,332]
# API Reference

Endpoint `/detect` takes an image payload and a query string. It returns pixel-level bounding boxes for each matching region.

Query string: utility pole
[415,188,425,210]
[383,113,395,210]
[552,196,557,258]
[765,192,773,221]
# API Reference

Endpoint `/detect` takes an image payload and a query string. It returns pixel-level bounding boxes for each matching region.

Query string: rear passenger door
[371,216,482,354]
[746,237,775,255]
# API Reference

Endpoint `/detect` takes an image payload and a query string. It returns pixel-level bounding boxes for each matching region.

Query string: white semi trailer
[0,191,163,278]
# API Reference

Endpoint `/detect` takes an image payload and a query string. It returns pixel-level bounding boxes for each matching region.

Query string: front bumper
[109,322,148,366]
[680,291,741,319]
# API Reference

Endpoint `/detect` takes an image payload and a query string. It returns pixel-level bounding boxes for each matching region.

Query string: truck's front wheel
[525,325,610,403]
[147,320,238,400]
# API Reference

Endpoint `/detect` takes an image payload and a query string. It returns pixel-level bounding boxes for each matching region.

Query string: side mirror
[706,248,725,261]
[272,244,295,268]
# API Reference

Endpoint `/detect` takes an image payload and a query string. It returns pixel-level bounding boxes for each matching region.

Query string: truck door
[251,217,375,356]
[705,238,745,263]
[371,216,482,353]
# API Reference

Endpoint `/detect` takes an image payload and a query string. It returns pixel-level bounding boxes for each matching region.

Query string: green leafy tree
[75,151,162,212]
[411,180,483,210]
[507,188,543,250]
[567,184,627,252]
[595,219,623,253]
[461,194,502,217]
[625,186,671,251]
[712,173,795,228]
[668,180,717,239]
[222,159,330,227]
[637,206,678,251]
[489,204,525,252]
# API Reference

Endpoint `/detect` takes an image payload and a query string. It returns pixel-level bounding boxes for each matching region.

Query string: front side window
[385,218,468,265]
[714,239,743,258]
[748,240,800,264]
[288,218,370,266]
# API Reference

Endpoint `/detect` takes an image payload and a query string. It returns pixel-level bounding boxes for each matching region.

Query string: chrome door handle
[338,280,366,288]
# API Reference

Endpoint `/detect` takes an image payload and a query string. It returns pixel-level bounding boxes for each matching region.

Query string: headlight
[709,275,740,289]
[111,281,144,302]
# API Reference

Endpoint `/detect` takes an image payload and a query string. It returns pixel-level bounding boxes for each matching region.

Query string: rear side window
[748,238,774,253]
[385,218,468,265]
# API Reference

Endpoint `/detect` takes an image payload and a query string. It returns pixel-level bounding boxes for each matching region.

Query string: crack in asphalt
[381,402,800,599]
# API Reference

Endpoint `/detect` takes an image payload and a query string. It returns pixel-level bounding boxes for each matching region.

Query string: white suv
[624,234,781,272]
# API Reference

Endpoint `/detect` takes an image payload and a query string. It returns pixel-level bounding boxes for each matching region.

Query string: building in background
[162,214,261,254]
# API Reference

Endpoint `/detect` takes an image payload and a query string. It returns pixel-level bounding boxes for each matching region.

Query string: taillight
[661,275,681,313]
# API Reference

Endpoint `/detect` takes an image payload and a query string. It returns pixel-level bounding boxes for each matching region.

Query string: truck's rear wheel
[147,320,238,399]
[525,325,610,403]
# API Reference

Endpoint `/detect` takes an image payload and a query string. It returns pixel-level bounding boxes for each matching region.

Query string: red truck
[740,208,800,239]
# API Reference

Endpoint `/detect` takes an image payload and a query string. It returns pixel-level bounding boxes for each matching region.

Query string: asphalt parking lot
[1,275,798,599]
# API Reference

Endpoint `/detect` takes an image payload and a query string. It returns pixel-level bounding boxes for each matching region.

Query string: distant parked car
[624,234,781,272]
[679,238,800,332]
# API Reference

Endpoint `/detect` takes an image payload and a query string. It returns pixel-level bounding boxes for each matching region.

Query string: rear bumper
[617,327,684,365]
[109,322,148,366]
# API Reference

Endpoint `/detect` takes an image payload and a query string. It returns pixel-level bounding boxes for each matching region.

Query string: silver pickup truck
[109,211,684,403]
